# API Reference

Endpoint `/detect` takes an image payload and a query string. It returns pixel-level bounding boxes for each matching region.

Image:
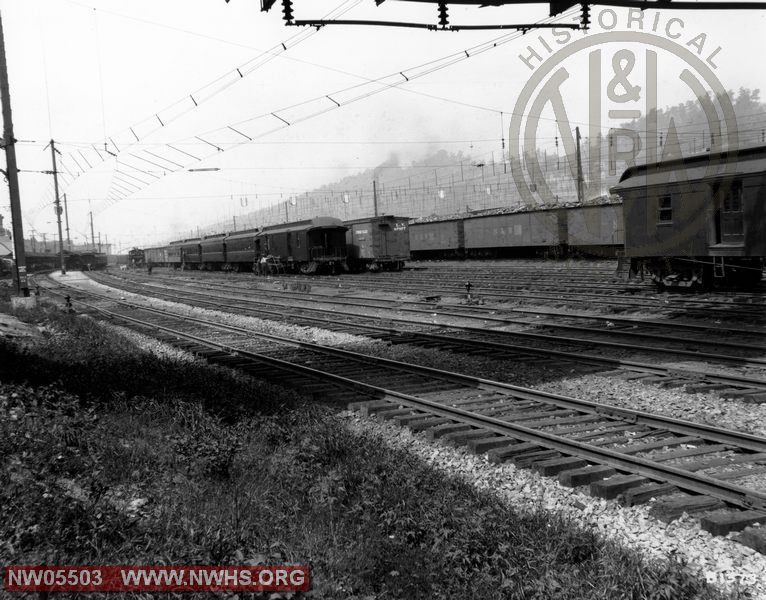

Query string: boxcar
[200,234,226,270]
[225,229,260,271]
[166,241,184,269]
[612,146,766,287]
[256,217,348,274]
[409,218,465,260]
[566,204,624,257]
[180,239,202,269]
[345,215,410,271]
[76,252,108,271]
[464,209,566,258]
[144,246,169,267]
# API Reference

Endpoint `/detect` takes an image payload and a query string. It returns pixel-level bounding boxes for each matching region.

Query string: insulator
[438,2,448,28]
[581,2,591,30]
[282,0,294,23]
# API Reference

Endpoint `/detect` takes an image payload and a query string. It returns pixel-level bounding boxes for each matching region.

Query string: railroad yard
[1,259,763,598]
[6,1,766,597]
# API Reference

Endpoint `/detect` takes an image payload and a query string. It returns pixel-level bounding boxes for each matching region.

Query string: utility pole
[62,192,71,249]
[575,126,584,204]
[0,10,29,296]
[89,211,96,251]
[372,180,378,217]
[48,139,66,274]
[98,232,101,253]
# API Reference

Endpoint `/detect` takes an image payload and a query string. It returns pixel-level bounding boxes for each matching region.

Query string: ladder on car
[713,256,726,278]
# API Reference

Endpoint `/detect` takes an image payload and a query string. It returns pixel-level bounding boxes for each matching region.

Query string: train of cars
[16,250,108,273]
[408,203,624,260]
[141,216,410,275]
[123,147,766,288]
[135,207,619,275]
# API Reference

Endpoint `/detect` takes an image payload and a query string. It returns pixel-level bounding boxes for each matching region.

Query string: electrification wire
[96,8,582,213]
[54,0,363,176]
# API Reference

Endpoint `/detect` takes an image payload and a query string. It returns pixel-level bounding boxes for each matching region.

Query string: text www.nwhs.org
[3,566,310,592]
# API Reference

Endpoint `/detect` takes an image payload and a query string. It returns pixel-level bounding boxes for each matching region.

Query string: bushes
[0,308,300,420]
[0,303,739,599]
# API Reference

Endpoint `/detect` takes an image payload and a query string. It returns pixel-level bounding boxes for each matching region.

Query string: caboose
[612,147,766,288]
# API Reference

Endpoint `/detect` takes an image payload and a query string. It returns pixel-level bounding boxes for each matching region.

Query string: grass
[0,287,749,599]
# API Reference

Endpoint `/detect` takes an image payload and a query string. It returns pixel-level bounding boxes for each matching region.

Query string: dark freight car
[200,234,226,269]
[345,215,410,271]
[256,217,347,274]
[463,209,565,258]
[225,229,259,271]
[180,239,202,269]
[612,146,766,287]
[166,241,184,269]
[566,204,624,257]
[409,218,465,260]
[144,246,169,267]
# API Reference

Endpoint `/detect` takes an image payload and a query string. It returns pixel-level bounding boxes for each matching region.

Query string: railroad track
[264,264,766,320]
[137,266,766,325]
[41,276,766,544]
[87,272,766,400]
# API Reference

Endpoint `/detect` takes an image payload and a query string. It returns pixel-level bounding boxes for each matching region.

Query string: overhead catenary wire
[94,7,582,213]
[53,0,364,181]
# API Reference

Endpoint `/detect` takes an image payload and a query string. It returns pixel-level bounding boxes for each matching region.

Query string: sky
[1,0,765,251]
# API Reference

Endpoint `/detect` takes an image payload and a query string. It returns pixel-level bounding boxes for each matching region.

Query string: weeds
[0,299,743,599]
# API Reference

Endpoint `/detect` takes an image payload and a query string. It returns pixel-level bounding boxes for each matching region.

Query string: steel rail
[54,281,766,452]
[111,270,766,336]
[78,275,766,390]
[67,290,766,512]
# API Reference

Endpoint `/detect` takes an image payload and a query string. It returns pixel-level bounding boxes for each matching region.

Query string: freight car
[142,217,348,274]
[345,215,410,271]
[144,245,170,267]
[409,202,622,261]
[566,204,624,257]
[224,228,259,272]
[180,238,202,270]
[463,209,567,258]
[22,251,107,272]
[612,146,766,288]
[200,234,227,270]
[409,217,465,260]
[256,217,348,274]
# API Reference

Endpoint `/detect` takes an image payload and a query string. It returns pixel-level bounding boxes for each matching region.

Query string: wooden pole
[0,10,29,295]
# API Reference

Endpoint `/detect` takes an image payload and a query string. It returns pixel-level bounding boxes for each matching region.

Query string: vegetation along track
[87,271,766,401]
[42,276,766,544]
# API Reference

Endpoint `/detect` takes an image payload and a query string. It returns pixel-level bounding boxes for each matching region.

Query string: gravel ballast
[49,272,766,598]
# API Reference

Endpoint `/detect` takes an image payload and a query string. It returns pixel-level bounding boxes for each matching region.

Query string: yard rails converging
[86,271,766,399]
[40,277,766,539]
[264,268,766,323]
[113,262,766,325]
